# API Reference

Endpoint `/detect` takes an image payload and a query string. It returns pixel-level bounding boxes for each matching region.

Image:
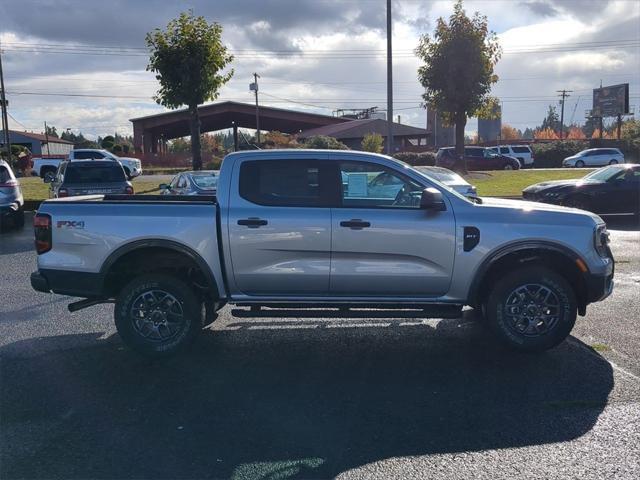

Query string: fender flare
[468,240,586,307]
[100,239,221,298]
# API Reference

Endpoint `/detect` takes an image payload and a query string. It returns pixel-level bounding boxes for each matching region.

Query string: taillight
[125,185,134,195]
[58,188,68,198]
[34,213,52,254]
[0,179,18,187]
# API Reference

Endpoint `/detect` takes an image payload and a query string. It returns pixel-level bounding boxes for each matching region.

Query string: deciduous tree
[416,0,501,172]
[146,11,233,170]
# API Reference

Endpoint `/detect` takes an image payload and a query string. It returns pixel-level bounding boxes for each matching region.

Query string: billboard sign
[593,83,629,117]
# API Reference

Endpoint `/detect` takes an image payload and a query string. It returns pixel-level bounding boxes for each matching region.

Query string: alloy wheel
[130,289,185,342]
[504,283,560,337]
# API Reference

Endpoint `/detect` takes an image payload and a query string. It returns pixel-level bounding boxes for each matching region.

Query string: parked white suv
[33,149,143,181]
[489,145,534,168]
[563,148,624,168]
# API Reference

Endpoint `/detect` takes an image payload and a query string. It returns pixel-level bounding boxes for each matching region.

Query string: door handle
[340,219,371,230]
[237,218,268,228]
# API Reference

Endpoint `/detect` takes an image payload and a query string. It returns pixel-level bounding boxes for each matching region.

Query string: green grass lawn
[19,168,595,204]
[19,176,164,202]
[465,169,594,197]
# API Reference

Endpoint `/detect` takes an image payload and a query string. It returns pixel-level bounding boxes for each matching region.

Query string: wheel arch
[469,241,590,315]
[100,239,221,300]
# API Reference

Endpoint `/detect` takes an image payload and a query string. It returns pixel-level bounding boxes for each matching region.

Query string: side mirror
[420,187,446,211]
[159,183,169,190]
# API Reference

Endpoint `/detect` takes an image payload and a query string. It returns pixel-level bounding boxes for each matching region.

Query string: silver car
[563,148,624,168]
[160,171,219,195]
[0,160,25,230]
[417,166,478,199]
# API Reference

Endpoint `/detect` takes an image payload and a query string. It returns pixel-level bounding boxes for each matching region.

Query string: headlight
[594,224,610,257]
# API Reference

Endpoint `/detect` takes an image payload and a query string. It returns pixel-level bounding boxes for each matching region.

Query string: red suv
[436,146,521,171]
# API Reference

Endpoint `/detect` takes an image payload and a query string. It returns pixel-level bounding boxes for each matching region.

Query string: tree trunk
[454,113,467,174]
[189,104,202,171]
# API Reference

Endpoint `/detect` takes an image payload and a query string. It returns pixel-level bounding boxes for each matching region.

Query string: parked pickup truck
[31,150,614,357]
[33,149,142,181]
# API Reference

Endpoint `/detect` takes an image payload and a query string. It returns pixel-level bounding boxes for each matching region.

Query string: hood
[479,196,603,223]
[524,178,598,191]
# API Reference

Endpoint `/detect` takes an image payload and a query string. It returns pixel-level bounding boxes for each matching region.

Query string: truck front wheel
[114,274,202,357]
[486,266,577,352]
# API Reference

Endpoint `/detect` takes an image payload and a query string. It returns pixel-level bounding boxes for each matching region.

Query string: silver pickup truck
[31,150,614,356]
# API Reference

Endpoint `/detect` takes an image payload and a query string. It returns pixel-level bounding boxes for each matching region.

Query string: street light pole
[386,0,393,155]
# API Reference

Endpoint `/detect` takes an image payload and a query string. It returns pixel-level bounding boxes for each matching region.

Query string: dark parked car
[160,171,218,196]
[0,159,25,230]
[523,164,640,215]
[436,146,521,171]
[48,160,133,198]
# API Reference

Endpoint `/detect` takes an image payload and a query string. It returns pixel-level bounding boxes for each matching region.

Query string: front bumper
[586,271,614,303]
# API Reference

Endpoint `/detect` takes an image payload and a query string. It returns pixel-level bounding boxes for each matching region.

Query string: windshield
[65,164,126,183]
[583,166,621,182]
[423,168,466,184]
[192,173,218,189]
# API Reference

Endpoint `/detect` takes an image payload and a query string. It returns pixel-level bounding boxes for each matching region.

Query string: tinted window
[339,161,423,209]
[239,160,331,207]
[512,146,531,153]
[73,151,104,159]
[500,147,509,154]
[465,148,484,157]
[64,164,126,183]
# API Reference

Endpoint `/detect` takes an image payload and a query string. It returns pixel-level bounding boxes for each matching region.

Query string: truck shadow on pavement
[1,317,613,480]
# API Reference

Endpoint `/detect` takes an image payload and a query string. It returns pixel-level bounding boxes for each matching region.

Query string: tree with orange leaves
[500,124,521,140]
[534,127,559,140]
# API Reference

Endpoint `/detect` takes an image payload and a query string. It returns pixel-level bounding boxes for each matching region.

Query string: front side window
[339,162,423,208]
[500,147,509,154]
[465,148,483,157]
[239,160,330,207]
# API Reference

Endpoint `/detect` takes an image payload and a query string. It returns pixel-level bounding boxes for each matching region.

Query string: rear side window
[465,148,484,157]
[500,147,509,154]
[64,164,125,183]
[239,160,332,207]
[74,151,104,160]
[512,146,531,153]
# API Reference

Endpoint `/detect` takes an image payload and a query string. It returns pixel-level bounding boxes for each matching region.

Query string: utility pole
[44,121,51,156]
[386,0,393,155]
[250,73,261,145]
[557,89,572,140]
[0,41,11,161]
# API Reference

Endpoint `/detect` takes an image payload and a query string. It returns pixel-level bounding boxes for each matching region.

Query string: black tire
[563,195,591,211]
[486,266,577,352]
[114,274,202,357]
[503,163,514,170]
[575,160,585,168]
[609,159,618,165]
[14,208,25,229]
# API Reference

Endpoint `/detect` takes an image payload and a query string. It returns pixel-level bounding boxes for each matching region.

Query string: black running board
[231,304,462,320]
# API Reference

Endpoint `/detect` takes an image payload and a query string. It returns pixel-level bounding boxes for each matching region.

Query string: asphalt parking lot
[1,214,639,479]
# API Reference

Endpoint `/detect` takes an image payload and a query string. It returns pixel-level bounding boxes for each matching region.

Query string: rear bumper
[31,269,105,297]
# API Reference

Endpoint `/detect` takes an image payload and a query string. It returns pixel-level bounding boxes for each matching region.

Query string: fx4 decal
[57,220,85,229]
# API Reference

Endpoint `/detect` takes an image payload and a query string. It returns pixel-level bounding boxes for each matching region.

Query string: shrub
[361,133,384,153]
[531,141,588,168]
[303,135,349,150]
[204,157,223,170]
[112,144,123,154]
[393,151,436,166]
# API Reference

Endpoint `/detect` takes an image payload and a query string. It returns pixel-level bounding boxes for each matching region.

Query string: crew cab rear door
[227,156,334,296]
[329,157,456,297]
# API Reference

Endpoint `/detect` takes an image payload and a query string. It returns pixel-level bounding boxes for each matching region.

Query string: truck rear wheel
[114,274,202,357]
[486,266,577,352]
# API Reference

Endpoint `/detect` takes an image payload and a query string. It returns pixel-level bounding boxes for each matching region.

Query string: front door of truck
[329,160,456,297]
[228,158,334,296]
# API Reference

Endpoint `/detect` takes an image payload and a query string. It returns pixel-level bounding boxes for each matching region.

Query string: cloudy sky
[1,0,638,139]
